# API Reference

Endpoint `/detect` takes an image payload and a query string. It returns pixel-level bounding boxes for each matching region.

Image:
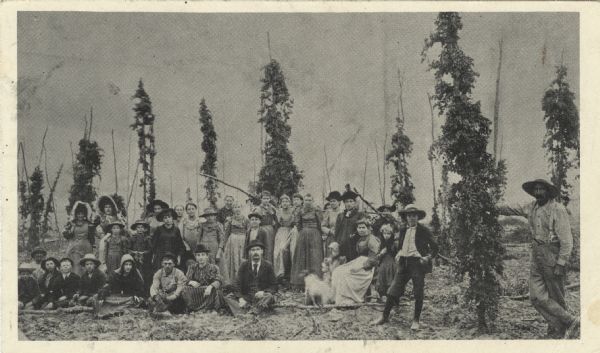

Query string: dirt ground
[18,240,580,340]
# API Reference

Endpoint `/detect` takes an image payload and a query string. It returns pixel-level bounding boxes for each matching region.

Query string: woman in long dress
[291,194,324,289]
[198,208,225,264]
[95,254,146,318]
[151,208,185,271]
[99,221,131,274]
[181,244,227,312]
[255,191,278,264]
[220,203,248,285]
[63,201,97,276]
[273,195,294,280]
[180,202,202,269]
[331,241,378,305]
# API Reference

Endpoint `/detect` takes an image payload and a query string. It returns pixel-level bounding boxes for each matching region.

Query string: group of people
[18,177,579,337]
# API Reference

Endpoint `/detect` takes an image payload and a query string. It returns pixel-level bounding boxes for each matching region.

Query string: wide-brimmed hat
[194,244,210,254]
[70,201,93,220]
[326,191,342,201]
[97,195,118,215]
[160,252,177,263]
[377,204,397,213]
[59,257,74,266]
[106,220,126,231]
[41,257,60,271]
[18,262,38,272]
[79,253,101,267]
[341,190,359,201]
[247,212,263,220]
[145,199,170,214]
[522,179,559,199]
[157,208,178,222]
[398,204,426,220]
[30,247,47,258]
[200,207,218,218]
[292,193,304,201]
[130,219,150,231]
[245,239,266,253]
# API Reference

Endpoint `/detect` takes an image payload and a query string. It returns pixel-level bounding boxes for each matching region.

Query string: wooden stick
[323,145,332,192]
[88,106,94,140]
[111,129,119,194]
[275,301,410,310]
[126,162,140,212]
[427,93,437,205]
[437,254,459,267]
[199,173,258,202]
[493,37,503,160]
[19,142,31,194]
[362,147,368,196]
[37,125,48,167]
[373,140,384,205]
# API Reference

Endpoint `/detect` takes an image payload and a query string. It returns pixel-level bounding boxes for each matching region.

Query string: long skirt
[273,226,292,278]
[181,285,227,312]
[376,254,397,295]
[331,256,374,305]
[106,250,123,275]
[288,227,298,263]
[260,225,275,264]
[291,227,324,287]
[66,239,93,276]
[220,232,246,285]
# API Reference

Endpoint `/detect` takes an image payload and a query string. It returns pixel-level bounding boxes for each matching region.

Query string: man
[501,179,579,338]
[18,263,40,310]
[228,240,278,314]
[56,258,81,308]
[74,253,107,306]
[373,204,438,330]
[148,252,188,314]
[29,247,47,283]
[217,195,235,224]
[334,190,365,261]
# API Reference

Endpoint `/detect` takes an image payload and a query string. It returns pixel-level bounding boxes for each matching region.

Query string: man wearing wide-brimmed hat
[373,204,438,331]
[74,253,107,307]
[334,190,366,261]
[226,240,278,314]
[198,207,226,265]
[148,252,188,314]
[501,178,578,338]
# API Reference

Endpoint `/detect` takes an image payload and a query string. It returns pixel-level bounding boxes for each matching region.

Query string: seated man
[29,247,47,283]
[56,258,81,308]
[35,257,61,310]
[18,263,41,310]
[74,254,107,306]
[148,252,187,314]
[227,240,278,314]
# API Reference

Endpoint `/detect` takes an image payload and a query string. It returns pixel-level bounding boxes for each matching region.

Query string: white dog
[303,272,334,306]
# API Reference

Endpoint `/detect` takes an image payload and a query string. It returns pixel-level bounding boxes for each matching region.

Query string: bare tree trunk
[493,37,503,160]
[427,93,437,204]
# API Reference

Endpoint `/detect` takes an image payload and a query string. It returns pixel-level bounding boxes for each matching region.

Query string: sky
[16,12,580,223]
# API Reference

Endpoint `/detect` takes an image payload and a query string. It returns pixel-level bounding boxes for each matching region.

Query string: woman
[288,194,304,265]
[34,257,61,309]
[255,191,278,263]
[99,221,131,274]
[180,202,202,269]
[151,208,185,271]
[144,199,170,234]
[331,241,378,305]
[63,201,98,276]
[96,195,126,236]
[321,191,343,255]
[181,244,226,312]
[95,254,146,318]
[273,195,294,280]
[220,203,248,285]
[174,204,185,228]
[198,208,225,264]
[291,194,324,289]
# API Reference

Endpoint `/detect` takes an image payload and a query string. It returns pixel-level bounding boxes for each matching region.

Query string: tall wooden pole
[126,130,132,208]
[323,145,332,192]
[37,126,48,167]
[493,37,503,160]
[427,93,437,204]
[374,140,384,205]
[111,129,119,194]
[362,147,369,197]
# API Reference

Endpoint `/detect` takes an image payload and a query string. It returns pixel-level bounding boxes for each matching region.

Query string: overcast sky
[17,12,579,222]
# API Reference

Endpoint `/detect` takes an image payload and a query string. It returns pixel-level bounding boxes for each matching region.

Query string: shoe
[564,318,580,339]
[371,316,389,325]
[410,320,421,330]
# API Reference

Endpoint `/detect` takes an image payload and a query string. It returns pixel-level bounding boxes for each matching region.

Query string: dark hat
[200,207,218,218]
[130,219,150,231]
[292,193,304,201]
[160,252,177,263]
[194,244,210,254]
[185,202,198,210]
[377,204,397,213]
[341,190,359,201]
[398,204,426,220]
[41,257,60,271]
[248,212,263,220]
[30,247,47,258]
[59,257,74,266]
[522,179,559,199]
[157,208,178,222]
[97,195,118,214]
[245,239,266,253]
[145,199,170,214]
[73,202,91,218]
[326,191,342,201]
[79,253,101,267]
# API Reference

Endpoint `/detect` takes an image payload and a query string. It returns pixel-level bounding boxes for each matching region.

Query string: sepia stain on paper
[587,299,600,326]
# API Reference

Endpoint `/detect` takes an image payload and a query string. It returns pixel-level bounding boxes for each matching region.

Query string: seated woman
[322,242,347,285]
[331,241,378,305]
[181,244,227,313]
[34,257,61,309]
[95,254,145,318]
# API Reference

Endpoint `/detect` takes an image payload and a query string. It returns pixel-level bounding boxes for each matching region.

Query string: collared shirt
[248,228,259,242]
[398,226,421,258]
[150,267,187,297]
[251,260,262,275]
[528,199,573,266]
[62,273,71,280]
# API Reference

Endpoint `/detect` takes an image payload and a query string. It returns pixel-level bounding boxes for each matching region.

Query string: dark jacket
[57,272,81,299]
[78,269,107,296]
[108,269,145,297]
[244,228,269,260]
[334,208,365,261]
[397,223,439,273]
[18,276,40,304]
[39,271,62,303]
[234,260,278,303]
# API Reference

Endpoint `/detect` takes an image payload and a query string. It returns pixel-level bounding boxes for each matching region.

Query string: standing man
[218,195,235,224]
[334,190,365,261]
[501,179,579,338]
[373,204,438,331]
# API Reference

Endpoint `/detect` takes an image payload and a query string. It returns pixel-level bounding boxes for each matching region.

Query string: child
[18,263,40,310]
[375,223,399,301]
[56,258,80,308]
[74,253,107,306]
[129,219,153,296]
[198,208,225,265]
[35,257,61,309]
[100,221,131,274]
